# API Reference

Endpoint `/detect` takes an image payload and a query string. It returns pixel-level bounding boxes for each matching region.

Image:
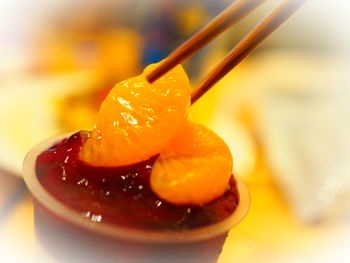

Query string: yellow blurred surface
[1,53,349,262]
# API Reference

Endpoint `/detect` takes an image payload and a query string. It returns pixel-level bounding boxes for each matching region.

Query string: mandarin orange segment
[150,121,233,205]
[79,63,191,166]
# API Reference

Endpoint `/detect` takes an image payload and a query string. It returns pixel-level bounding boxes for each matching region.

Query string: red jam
[36,132,239,231]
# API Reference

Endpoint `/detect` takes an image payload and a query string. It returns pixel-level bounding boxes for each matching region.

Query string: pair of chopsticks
[146,0,307,104]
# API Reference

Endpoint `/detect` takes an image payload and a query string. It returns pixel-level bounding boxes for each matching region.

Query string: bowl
[23,133,250,262]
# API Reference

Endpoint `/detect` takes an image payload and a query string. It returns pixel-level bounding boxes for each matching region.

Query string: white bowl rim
[23,133,250,244]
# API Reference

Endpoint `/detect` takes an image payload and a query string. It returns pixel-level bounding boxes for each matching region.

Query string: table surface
[1,167,349,263]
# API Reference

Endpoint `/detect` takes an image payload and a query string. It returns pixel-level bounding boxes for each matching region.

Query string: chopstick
[146,0,266,83]
[191,0,307,103]
[146,0,307,104]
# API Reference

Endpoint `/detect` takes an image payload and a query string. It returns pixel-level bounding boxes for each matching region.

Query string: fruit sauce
[36,132,239,231]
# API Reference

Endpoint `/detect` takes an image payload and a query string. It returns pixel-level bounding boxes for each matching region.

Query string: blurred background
[1,0,350,262]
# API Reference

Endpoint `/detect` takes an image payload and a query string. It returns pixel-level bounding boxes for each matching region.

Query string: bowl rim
[23,133,250,244]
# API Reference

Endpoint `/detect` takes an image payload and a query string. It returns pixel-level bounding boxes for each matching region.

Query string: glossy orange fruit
[150,121,233,205]
[79,63,191,166]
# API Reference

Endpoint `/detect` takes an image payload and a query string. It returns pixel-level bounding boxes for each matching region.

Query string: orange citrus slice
[150,121,233,205]
[79,63,191,166]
